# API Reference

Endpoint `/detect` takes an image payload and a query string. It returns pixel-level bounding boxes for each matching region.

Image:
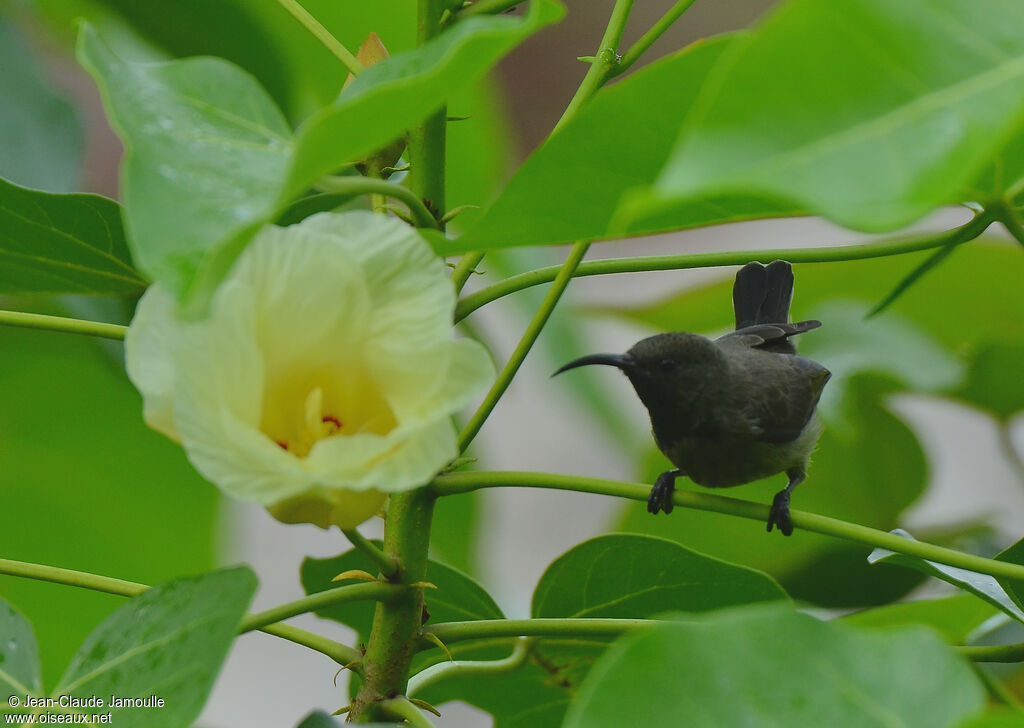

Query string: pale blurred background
[1,1,1022,727]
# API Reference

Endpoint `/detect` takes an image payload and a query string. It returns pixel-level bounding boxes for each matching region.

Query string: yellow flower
[125,211,493,529]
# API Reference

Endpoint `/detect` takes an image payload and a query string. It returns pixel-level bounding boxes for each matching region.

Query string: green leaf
[869,529,1024,624]
[0,20,83,192]
[0,178,145,295]
[447,34,797,254]
[283,0,564,202]
[0,317,221,687]
[0,599,42,708]
[629,0,1024,233]
[842,594,999,644]
[301,545,503,638]
[952,341,1024,420]
[52,567,256,725]
[563,606,985,728]
[616,375,928,608]
[532,534,787,619]
[995,537,1024,613]
[430,490,482,577]
[76,22,294,304]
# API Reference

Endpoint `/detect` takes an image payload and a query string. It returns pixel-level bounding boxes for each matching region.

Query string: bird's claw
[767,490,793,536]
[647,471,676,514]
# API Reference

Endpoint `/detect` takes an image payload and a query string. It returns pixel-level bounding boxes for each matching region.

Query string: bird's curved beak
[552,353,634,377]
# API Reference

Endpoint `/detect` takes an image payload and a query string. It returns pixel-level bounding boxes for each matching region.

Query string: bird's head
[553,333,725,411]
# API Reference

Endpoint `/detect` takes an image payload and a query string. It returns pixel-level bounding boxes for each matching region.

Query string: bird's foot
[767,489,793,536]
[647,471,678,514]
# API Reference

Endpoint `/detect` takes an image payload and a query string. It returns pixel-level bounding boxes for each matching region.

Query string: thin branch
[616,0,700,76]
[240,582,401,631]
[959,642,1024,663]
[453,223,986,322]
[407,637,533,696]
[342,529,399,578]
[0,310,127,340]
[273,0,362,76]
[998,202,1024,249]
[451,251,486,294]
[457,241,589,451]
[317,176,439,229]
[429,471,1024,583]
[378,697,436,727]
[0,557,360,664]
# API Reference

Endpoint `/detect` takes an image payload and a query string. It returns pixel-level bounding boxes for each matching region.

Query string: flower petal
[124,285,180,441]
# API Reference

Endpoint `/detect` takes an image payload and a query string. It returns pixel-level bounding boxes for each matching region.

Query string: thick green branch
[318,176,439,229]
[274,0,362,76]
[616,0,699,75]
[425,618,653,646]
[453,225,983,322]
[0,310,127,340]
[458,241,589,451]
[430,471,1024,583]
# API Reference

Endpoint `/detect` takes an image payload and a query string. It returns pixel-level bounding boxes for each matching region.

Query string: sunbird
[554,261,830,535]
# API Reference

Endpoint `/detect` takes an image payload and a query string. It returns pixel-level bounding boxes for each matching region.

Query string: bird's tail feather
[733,260,793,329]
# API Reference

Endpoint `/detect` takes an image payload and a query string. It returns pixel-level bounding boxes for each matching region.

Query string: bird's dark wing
[744,358,831,443]
[716,320,821,350]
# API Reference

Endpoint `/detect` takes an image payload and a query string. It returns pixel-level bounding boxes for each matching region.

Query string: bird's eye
[659,359,675,372]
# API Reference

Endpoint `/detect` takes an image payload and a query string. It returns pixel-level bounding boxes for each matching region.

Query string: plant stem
[273,0,362,76]
[553,0,634,133]
[407,638,532,696]
[451,251,486,294]
[259,623,362,665]
[459,0,524,17]
[457,241,589,451]
[406,0,448,228]
[0,557,360,664]
[430,471,1024,582]
[453,223,984,322]
[241,582,400,631]
[997,202,1024,248]
[616,0,699,76]
[0,310,127,340]
[425,618,652,645]
[349,489,438,720]
[343,529,400,578]
[317,176,439,229]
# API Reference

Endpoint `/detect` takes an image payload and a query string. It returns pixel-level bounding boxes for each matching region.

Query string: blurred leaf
[0,319,221,687]
[301,545,502,639]
[563,606,985,728]
[952,342,1024,420]
[596,243,1024,352]
[0,20,82,192]
[0,599,42,704]
[532,534,787,618]
[842,594,999,644]
[283,0,564,202]
[51,567,256,725]
[616,375,927,607]
[869,529,1024,624]
[448,35,798,254]
[77,22,293,305]
[0,178,145,295]
[628,0,1024,233]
